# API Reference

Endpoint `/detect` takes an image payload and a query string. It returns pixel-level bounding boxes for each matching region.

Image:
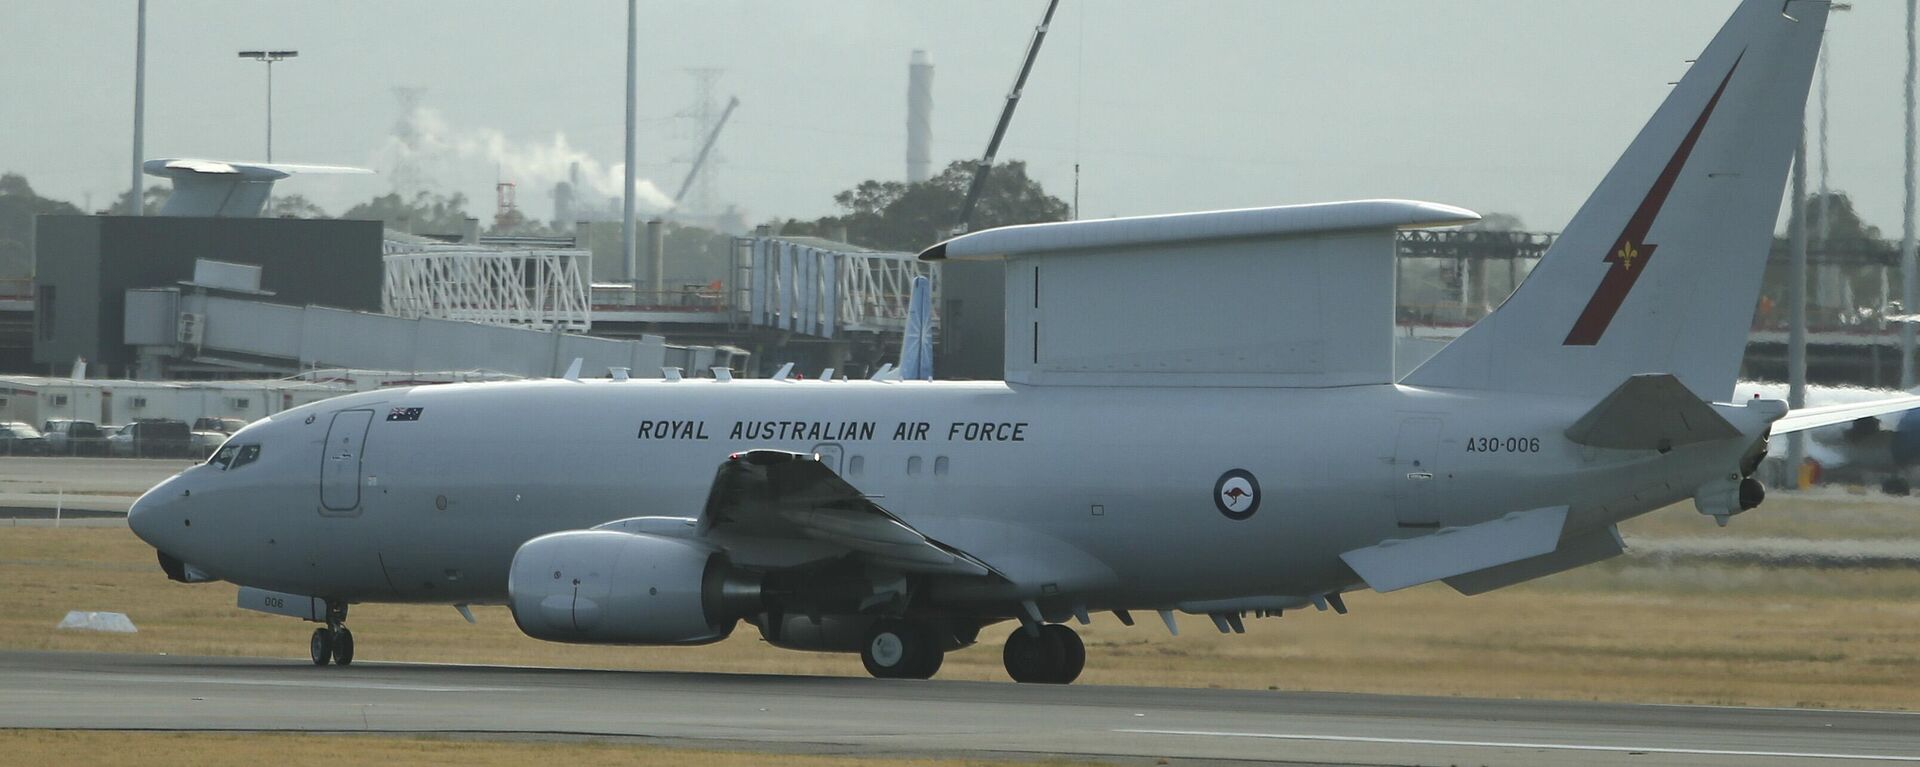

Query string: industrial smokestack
[907,50,933,184]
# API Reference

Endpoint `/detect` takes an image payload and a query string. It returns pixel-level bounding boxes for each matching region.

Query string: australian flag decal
[386,407,424,422]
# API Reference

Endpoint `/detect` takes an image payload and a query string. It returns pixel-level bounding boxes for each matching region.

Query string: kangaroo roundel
[1214,469,1261,520]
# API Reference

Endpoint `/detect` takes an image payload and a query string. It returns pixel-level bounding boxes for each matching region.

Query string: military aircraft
[131,0,1891,684]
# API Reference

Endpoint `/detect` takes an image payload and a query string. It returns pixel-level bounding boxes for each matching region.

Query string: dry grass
[1620,490,1920,541]
[0,730,1105,767]
[3,523,1918,710]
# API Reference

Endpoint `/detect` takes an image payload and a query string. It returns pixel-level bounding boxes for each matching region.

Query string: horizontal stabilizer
[1442,525,1625,596]
[1565,374,1740,450]
[1770,394,1920,436]
[1341,506,1567,593]
[144,158,375,179]
[143,158,373,218]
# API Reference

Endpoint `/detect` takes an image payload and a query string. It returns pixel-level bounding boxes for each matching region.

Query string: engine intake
[508,530,762,645]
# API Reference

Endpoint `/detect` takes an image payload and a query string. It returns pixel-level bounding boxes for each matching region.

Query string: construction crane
[953,0,1061,235]
[672,96,741,210]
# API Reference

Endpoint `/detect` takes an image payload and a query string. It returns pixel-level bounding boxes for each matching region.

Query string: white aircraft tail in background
[142,158,373,218]
[899,275,934,381]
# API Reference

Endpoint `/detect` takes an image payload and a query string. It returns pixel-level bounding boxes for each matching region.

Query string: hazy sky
[3,1,1912,235]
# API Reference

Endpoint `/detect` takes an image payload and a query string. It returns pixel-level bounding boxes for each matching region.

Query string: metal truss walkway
[123,287,738,380]
[591,237,936,340]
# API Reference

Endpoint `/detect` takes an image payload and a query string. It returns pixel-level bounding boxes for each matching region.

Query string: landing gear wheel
[1006,626,1067,688]
[1042,624,1085,684]
[331,627,355,666]
[862,620,943,679]
[917,648,945,679]
[1003,624,1085,684]
[309,628,334,666]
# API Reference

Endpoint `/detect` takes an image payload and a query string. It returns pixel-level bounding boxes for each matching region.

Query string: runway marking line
[1117,729,1920,763]
[27,672,516,694]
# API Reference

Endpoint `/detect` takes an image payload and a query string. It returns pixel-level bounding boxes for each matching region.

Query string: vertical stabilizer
[1403,0,1827,401]
[900,275,934,380]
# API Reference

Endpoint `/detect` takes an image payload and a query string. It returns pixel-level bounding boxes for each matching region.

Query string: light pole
[130,0,146,216]
[237,50,298,162]
[623,0,638,289]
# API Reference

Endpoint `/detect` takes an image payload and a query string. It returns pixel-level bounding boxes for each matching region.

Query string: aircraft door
[810,443,844,473]
[1391,417,1443,527]
[321,410,374,513]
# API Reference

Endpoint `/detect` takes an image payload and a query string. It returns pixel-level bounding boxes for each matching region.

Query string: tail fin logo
[1563,53,1744,346]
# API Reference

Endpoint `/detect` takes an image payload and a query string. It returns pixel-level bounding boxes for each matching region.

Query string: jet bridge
[591,236,937,340]
[123,287,739,380]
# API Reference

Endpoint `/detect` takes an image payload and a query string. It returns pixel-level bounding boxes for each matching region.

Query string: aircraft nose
[127,482,171,548]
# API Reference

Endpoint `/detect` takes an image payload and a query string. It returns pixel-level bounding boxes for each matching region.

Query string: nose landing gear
[308,601,354,667]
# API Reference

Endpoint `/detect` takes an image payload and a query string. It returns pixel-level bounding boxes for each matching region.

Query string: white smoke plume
[380,104,674,216]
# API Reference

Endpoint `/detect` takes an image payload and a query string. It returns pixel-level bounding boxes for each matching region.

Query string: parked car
[0,422,49,456]
[193,417,249,435]
[117,419,193,458]
[191,429,229,458]
[42,419,107,456]
[106,424,136,457]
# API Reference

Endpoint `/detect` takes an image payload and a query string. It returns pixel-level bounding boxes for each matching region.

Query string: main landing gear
[859,619,1086,683]
[308,601,354,667]
[1003,624,1084,684]
[861,619,945,679]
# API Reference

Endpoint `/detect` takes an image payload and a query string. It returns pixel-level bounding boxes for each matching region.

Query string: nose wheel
[1003,624,1084,684]
[308,601,353,666]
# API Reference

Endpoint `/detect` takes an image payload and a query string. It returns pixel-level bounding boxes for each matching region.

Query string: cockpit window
[208,443,262,470]
[209,443,239,468]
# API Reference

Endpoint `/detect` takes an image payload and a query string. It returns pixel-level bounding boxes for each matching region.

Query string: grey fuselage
[129,377,1767,615]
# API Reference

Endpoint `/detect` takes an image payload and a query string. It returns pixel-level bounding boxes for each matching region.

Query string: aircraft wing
[1770,395,1920,436]
[696,449,1000,578]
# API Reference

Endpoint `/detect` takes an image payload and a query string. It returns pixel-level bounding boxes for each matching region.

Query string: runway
[3,651,1917,765]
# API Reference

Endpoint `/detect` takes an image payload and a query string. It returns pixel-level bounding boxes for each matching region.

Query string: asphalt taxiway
[2,651,1917,765]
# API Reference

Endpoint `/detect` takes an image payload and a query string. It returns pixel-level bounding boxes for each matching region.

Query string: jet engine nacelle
[508,530,761,645]
[1892,410,1920,467]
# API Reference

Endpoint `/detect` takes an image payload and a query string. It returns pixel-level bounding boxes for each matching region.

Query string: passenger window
[847,455,864,477]
[907,456,923,475]
[934,456,950,476]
